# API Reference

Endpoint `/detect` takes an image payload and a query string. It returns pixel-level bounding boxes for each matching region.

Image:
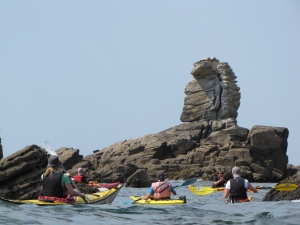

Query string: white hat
[232,166,241,178]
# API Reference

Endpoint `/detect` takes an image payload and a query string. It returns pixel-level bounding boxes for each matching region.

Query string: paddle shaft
[256,183,297,191]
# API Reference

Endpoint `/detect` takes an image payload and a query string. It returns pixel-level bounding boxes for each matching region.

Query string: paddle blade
[189,185,214,195]
[273,183,297,191]
[43,141,57,155]
[179,177,197,187]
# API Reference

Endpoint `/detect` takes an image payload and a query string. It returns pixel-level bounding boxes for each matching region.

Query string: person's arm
[66,171,71,178]
[247,182,257,193]
[142,187,154,200]
[142,193,151,200]
[171,186,176,195]
[224,188,230,198]
[61,174,85,198]
[65,183,85,198]
[213,178,223,186]
[224,181,230,198]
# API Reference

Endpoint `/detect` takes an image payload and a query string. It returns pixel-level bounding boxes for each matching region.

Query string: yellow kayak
[130,195,187,205]
[189,185,258,195]
[0,183,123,205]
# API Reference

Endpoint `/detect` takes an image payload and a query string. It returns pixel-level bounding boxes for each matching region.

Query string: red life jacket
[152,181,171,199]
[74,175,84,183]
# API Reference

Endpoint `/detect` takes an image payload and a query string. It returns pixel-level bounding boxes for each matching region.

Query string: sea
[1,180,300,225]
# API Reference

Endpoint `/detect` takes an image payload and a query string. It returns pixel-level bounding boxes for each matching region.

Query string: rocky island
[0,57,298,201]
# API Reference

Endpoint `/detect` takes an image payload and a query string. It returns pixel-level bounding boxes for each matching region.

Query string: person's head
[232,166,241,178]
[217,170,224,177]
[47,155,62,168]
[156,171,165,181]
[78,168,86,176]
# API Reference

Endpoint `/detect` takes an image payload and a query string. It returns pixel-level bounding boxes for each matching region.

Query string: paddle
[189,183,298,196]
[256,183,298,191]
[43,141,88,204]
[173,177,197,188]
[128,177,197,204]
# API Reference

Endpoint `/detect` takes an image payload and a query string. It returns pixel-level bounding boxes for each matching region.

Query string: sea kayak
[130,195,187,205]
[189,185,258,195]
[0,183,123,206]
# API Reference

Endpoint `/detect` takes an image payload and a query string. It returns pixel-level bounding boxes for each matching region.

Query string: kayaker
[142,171,176,200]
[66,168,89,184]
[41,155,85,199]
[224,166,257,203]
[212,170,227,188]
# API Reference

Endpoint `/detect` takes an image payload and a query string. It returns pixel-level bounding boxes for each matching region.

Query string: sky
[0,1,299,165]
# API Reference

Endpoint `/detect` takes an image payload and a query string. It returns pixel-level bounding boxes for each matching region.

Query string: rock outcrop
[181,57,240,122]
[0,145,47,199]
[0,57,295,199]
[262,164,300,201]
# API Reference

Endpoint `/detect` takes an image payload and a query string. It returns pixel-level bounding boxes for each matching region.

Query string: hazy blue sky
[1,1,299,165]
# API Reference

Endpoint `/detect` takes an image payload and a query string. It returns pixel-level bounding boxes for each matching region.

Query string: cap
[78,168,86,176]
[232,166,241,178]
[156,171,165,181]
[47,155,62,167]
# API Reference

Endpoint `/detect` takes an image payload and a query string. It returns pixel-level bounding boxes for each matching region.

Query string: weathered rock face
[0,145,47,199]
[262,164,300,201]
[0,57,295,198]
[0,145,94,199]
[85,123,289,185]
[181,57,240,122]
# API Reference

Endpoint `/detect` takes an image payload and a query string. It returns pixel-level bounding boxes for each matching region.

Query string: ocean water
[1,180,300,225]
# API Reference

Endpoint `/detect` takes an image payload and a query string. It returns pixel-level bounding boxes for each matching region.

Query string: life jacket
[42,172,64,198]
[74,175,88,183]
[74,175,84,183]
[229,178,248,203]
[152,181,171,199]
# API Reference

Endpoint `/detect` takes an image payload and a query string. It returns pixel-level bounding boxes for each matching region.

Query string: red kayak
[89,181,120,189]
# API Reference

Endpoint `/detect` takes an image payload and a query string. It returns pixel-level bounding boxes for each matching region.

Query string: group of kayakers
[41,155,257,203]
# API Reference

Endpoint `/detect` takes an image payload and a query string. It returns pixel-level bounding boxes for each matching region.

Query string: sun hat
[156,171,165,181]
[78,168,86,176]
[232,166,241,178]
[47,155,62,167]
